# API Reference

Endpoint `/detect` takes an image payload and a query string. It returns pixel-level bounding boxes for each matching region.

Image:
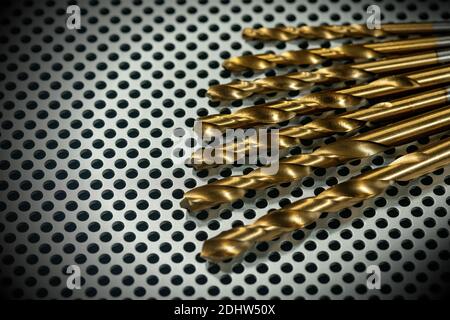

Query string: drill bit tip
[181,184,247,212]
[201,234,253,261]
[207,66,373,101]
[223,50,328,72]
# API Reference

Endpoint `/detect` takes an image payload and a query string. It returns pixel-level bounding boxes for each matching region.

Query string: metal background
[0,0,449,300]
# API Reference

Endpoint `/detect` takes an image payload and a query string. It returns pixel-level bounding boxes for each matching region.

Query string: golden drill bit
[201,137,450,261]
[181,106,450,212]
[224,35,450,72]
[201,65,450,137]
[191,87,450,170]
[209,49,450,101]
[242,22,450,41]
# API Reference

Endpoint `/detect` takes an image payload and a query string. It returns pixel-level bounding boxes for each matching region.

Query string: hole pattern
[0,0,449,299]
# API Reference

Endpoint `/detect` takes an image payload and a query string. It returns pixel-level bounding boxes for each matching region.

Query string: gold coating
[191,88,450,169]
[224,36,450,72]
[182,106,450,212]
[208,51,447,101]
[201,137,450,261]
[242,22,441,41]
[200,65,450,137]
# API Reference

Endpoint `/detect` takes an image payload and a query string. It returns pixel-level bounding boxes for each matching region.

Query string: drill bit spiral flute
[201,65,450,137]
[208,49,450,101]
[182,106,450,211]
[224,36,450,72]
[201,137,450,261]
[191,87,450,170]
[242,22,450,41]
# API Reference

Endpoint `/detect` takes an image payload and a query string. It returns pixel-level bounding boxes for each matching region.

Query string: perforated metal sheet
[0,0,449,300]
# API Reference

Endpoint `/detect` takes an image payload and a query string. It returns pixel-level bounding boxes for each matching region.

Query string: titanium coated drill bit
[201,65,450,137]
[191,87,450,170]
[208,49,450,101]
[242,22,450,41]
[224,35,450,72]
[201,137,450,261]
[181,106,450,212]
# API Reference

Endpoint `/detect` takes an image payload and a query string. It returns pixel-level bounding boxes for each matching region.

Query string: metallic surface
[202,137,450,261]
[201,65,450,136]
[191,88,450,169]
[224,36,450,72]
[208,50,450,101]
[242,22,450,41]
[1,0,449,301]
[437,49,450,62]
[182,106,450,211]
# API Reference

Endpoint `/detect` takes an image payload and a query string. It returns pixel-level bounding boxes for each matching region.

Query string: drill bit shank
[201,65,450,137]
[242,22,450,41]
[209,49,450,101]
[201,137,450,261]
[191,87,450,169]
[182,106,450,211]
[224,36,450,72]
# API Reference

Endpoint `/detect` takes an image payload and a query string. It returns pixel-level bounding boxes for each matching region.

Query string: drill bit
[201,137,450,261]
[242,22,450,41]
[201,65,450,137]
[208,49,450,101]
[182,106,450,212]
[224,35,450,72]
[191,87,450,170]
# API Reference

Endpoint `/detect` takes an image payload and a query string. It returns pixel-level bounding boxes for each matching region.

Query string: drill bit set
[202,137,450,261]
[181,22,450,262]
[209,50,450,100]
